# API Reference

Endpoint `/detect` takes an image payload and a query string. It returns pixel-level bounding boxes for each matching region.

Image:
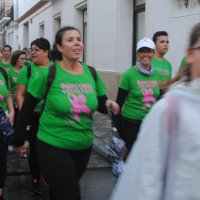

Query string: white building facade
[3,0,200,98]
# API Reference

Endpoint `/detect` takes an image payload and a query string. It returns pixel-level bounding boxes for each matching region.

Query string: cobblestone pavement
[5,168,113,200]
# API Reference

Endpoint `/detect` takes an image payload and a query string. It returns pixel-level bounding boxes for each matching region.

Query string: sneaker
[20,152,28,159]
[30,179,42,196]
[8,145,14,152]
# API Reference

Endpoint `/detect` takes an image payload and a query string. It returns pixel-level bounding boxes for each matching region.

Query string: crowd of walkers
[0,22,199,200]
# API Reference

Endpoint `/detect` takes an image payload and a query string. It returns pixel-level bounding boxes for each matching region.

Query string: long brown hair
[160,23,200,91]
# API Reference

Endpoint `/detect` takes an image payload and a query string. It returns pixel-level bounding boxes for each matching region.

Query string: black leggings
[37,140,92,200]
[28,112,40,180]
[119,116,142,156]
[0,137,8,188]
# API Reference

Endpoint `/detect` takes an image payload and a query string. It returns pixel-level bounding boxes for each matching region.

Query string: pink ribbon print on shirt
[142,88,156,108]
[0,94,4,101]
[68,94,91,121]
[61,83,93,122]
[137,80,158,108]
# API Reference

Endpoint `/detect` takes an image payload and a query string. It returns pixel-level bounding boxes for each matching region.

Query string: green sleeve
[168,62,172,78]
[7,70,12,90]
[119,70,130,91]
[179,56,186,71]
[17,66,28,85]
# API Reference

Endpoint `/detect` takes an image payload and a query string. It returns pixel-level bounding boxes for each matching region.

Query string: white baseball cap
[136,38,155,51]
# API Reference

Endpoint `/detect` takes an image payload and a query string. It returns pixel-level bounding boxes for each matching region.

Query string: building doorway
[133,0,145,64]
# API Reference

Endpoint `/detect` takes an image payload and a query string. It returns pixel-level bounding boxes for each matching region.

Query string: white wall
[18,0,40,18]
[14,0,134,73]
[146,0,200,75]
[17,0,63,48]
[87,0,133,72]
[117,0,133,72]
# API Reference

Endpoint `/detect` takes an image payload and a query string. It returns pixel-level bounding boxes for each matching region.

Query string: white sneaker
[21,153,28,158]
[8,145,14,152]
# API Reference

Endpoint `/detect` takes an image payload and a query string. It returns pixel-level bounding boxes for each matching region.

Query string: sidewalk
[93,112,113,160]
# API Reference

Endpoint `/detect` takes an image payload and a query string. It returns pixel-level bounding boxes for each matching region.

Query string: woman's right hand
[14,142,29,157]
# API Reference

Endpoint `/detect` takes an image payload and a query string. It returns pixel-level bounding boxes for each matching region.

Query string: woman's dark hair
[52,26,81,61]
[50,43,62,62]
[160,23,200,91]
[3,44,12,52]
[31,38,51,51]
[11,50,26,66]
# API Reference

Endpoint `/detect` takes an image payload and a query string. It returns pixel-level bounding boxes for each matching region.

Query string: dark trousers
[119,116,142,156]
[37,140,92,200]
[28,112,40,180]
[0,137,8,188]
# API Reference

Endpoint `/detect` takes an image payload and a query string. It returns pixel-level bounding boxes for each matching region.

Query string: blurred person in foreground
[110,22,200,200]
[0,67,14,200]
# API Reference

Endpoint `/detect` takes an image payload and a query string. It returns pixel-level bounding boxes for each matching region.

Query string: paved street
[4,112,114,200]
[5,153,113,200]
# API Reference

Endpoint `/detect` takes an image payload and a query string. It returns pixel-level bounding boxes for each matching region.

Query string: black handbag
[0,105,14,139]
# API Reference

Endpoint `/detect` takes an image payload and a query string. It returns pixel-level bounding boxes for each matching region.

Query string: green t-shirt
[8,68,20,106]
[29,62,107,150]
[178,56,186,71]
[0,60,13,73]
[119,66,162,120]
[0,72,11,111]
[8,68,20,95]
[17,62,52,111]
[151,57,172,80]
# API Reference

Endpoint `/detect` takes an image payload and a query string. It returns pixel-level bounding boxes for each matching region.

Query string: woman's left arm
[7,90,14,125]
[97,95,119,115]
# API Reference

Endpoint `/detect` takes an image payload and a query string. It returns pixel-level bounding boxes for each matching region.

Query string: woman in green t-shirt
[0,67,14,200]
[9,50,27,128]
[113,38,163,157]
[16,38,51,196]
[13,26,119,200]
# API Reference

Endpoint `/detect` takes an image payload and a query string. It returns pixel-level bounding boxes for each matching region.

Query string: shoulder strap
[41,64,56,112]
[87,65,97,82]
[25,62,31,79]
[0,67,9,89]
[44,64,56,101]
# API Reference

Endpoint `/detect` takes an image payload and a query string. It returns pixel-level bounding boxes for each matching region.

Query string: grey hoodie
[111,78,200,200]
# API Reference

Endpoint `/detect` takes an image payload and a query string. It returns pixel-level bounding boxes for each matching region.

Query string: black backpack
[25,61,32,79]
[0,67,9,89]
